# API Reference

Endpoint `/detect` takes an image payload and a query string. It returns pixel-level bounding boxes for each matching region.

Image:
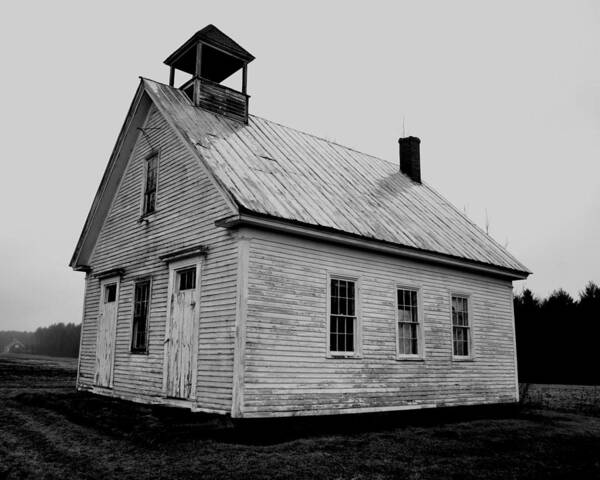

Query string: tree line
[2,282,598,375]
[0,323,81,358]
[514,281,600,385]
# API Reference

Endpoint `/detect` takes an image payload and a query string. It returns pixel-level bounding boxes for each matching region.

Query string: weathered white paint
[77,104,238,412]
[75,90,521,418]
[231,232,250,417]
[236,228,518,418]
[164,257,202,400]
[94,276,119,387]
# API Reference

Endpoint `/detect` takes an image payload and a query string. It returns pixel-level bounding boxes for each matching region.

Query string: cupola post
[163,25,255,123]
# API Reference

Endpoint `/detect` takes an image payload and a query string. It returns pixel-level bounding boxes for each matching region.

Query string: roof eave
[215,212,531,281]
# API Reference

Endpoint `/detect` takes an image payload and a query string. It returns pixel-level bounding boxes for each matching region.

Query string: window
[329,278,357,354]
[143,153,158,215]
[178,267,196,291]
[105,284,117,303]
[452,295,471,357]
[397,288,420,356]
[131,280,151,353]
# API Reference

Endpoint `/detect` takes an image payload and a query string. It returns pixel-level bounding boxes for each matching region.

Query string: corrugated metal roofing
[143,78,529,274]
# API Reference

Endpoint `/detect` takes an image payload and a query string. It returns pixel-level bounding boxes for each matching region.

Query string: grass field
[1,354,600,479]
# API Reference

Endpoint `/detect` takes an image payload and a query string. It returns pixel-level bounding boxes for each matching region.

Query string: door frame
[96,275,120,388]
[162,256,202,400]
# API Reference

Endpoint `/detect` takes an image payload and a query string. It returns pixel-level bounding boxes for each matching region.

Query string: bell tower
[164,25,255,123]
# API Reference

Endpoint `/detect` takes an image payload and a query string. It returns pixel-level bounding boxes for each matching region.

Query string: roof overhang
[70,81,151,271]
[215,212,531,281]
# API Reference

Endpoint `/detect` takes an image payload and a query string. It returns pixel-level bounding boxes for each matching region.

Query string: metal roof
[143,78,529,275]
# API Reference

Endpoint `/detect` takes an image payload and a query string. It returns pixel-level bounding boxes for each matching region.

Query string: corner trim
[231,236,249,418]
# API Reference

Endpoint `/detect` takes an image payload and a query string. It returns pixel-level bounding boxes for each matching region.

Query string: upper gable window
[143,153,158,215]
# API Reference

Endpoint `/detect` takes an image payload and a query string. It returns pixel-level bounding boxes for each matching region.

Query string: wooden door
[164,262,200,399]
[95,278,119,387]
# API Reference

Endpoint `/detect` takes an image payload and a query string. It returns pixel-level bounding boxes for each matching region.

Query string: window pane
[105,284,117,303]
[338,295,347,315]
[179,267,196,290]
[339,280,346,299]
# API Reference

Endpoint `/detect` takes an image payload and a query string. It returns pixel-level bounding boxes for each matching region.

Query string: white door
[164,261,200,399]
[95,278,119,387]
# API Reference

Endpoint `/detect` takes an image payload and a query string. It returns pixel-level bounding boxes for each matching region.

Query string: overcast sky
[1,1,598,331]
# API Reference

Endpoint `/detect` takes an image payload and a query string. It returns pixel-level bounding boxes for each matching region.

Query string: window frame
[326,272,361,359]
[130,277,152,355]
[450,292,474,361]
[141,150,160,218]
[395,284,425,361]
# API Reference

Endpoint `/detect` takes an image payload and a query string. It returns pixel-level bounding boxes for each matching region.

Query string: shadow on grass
[12,388,527,446]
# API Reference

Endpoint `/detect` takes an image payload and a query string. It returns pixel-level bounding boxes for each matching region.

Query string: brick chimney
[398,136,421,183]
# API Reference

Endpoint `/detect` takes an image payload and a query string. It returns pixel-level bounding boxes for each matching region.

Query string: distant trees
[29,323,81,357]
[0,323,81,358]
[515,281,600,385]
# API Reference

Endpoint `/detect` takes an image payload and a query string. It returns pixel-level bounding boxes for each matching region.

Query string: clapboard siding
[77,105,237,412]
[242,229,517,417]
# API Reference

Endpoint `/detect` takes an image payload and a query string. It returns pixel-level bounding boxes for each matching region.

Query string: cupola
[164,25,255,123]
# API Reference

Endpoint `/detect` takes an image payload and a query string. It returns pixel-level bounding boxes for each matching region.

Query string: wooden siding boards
[75,75,528,418]
[239,229,517,418]
[143,78,529,275]
[77,105,238,413]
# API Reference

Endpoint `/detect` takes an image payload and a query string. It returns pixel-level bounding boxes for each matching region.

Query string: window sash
[397,288,420,356]
[330,315,355,353]
[131,281,150,352]
[329,278,357,354]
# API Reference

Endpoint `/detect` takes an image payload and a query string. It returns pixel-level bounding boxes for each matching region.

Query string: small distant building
[71,25,530,418]
[4,339,25,354]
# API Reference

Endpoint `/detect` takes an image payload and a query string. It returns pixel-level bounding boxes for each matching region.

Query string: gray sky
[1,1,599,331]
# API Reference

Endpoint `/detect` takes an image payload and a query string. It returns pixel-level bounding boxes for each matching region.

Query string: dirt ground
[1,354,600,480]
